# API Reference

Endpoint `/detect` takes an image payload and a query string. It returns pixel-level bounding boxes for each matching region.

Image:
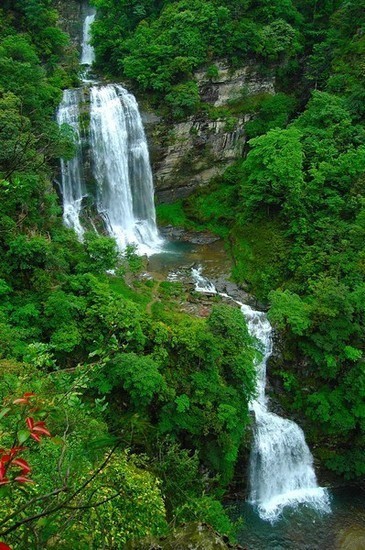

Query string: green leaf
[18,429,30,444]
[0,407,11,420]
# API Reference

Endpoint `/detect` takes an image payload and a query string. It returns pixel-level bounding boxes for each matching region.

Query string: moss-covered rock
[125,522,246,550]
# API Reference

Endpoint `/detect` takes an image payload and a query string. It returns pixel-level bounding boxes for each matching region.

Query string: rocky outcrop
[196,61,275,107]
[145,61,275,203]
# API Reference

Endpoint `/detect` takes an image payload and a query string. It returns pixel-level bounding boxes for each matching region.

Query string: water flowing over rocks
[57,89,86,239]
[89,84,163,254]
[54,0,93,51]
[192,268,331,523]
[57,9,163,255]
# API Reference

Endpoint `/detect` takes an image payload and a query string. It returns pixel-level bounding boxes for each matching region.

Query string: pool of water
[148,238,232,280]
[230,487,365,550]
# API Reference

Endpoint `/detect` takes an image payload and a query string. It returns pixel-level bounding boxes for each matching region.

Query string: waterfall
[81,12,95,66]
[192,267,330,523]
[56,89,85,240]
[243,305,330,522]
[57,10,162,255]
[90,84,163,255]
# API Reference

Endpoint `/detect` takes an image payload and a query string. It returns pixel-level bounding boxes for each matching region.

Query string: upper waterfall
[57,10,162,255]
[191,267,330,523]
[90,84,163,255]
[81,12,96,66]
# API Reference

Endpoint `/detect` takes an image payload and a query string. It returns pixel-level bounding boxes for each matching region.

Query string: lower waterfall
[192,267,331,523]
[90,84,162,255]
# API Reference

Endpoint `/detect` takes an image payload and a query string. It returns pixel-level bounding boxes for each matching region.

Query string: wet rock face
[145,61,275,203]
[337,526,365,550]
[149,115,248,203]
[54,0,83,50]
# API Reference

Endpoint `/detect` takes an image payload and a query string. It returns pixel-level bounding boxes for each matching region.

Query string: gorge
[57,2,330,539]
[0,0,364,547]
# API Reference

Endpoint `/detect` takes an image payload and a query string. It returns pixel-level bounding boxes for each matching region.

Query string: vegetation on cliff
[155,0,365,479]
[91,0,302,118]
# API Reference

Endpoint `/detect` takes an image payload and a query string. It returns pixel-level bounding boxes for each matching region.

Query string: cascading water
[80,12,96,66]
[56,89,85,240]
[244,306,330,522]
[192,266,330,523]
[90,84,163,255]
[57,9,162,255]
[191,266,217,294]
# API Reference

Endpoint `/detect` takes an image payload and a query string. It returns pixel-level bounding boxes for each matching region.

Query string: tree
[240,127,304,219]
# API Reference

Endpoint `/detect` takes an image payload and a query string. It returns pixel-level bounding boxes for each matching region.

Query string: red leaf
[0,463,5,481]
[30,433,41,443]
[14,476,34,483]
[0,479,10,486]
[23,393,35,398]
[13,458,31,473]
[0,455,11,464]
[12,398,28,405]
[0,542,12,549]
[33,421,46,428]
[26,417,34,430]
[9,447,24,456]
[32,426,51,437]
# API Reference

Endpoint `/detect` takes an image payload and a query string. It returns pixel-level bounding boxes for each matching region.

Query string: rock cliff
[54,0,92,51]
[54,0,275,206]
[145,61,275,203]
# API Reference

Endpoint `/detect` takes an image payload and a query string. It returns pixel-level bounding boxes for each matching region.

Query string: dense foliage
[175,0,365,479]
[91,0,302,117]
[1,0,365,545]
[90,0,365,480]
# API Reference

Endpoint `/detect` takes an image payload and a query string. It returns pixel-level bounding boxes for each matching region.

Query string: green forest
[0,0,364,547]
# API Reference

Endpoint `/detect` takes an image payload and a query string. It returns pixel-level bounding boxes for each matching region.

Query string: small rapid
[191,266,331,523]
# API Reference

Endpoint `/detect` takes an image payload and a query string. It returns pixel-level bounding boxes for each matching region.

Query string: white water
[56,89,86,240]
[191,267,330,522]
[90,84,163,255]
[80,12,95,66]
[191,266,217,293]
[57,11,162,255]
